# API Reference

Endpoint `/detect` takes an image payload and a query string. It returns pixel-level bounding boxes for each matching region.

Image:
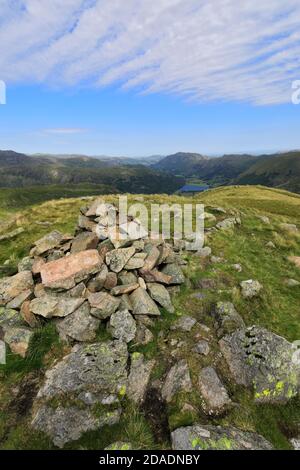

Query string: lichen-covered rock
[213,301,245,337]
[127,352,155,403]
[55,302,100,342]
[36,341,128,400]
[88,291,120,319]
[161,263,185,285]
[4,326,34,357]
[130,287,160,316]
[171,424,273,450]
[105,441,132,450]
[147,283,174,313]
[240,279,262,299]
[219,326,300,403]
[198,367,232,415]
[18,256,34,272]
[30,295,84,318]
[40,250,103,289]
[108,309,136,343]
[0,271,33,306]
[134,323,154,345]
[106,247,135,273]
[140,246,160,272]
[162,359,192,403]
[32,405,120,448]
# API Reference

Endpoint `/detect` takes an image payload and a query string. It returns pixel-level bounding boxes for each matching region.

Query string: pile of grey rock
[0,198,187,357]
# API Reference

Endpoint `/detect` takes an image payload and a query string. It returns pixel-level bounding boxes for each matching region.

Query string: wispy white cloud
[42,127,87,135]
[1,0,300,104]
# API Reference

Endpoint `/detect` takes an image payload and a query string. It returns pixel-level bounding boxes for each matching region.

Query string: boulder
[88,292,120,319]
[30,295,84,318]
[240,279,263,299]
[161,359,192,403]
[147,283,174,313]
[130,288,160,316]
[108,310,136,343]
[219,326,300,403]
[171,424,273,450]
[127,352,155,403]
[0,271,33,306]
[40,250,103,289]
[198,367,232,415]
[55,302,100,342]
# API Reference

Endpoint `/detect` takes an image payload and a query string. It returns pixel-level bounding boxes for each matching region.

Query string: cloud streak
[1,0,300,104]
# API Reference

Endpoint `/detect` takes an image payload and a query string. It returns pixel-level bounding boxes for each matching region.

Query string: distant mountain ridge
[153,151,300,192]
[0,150,183,194]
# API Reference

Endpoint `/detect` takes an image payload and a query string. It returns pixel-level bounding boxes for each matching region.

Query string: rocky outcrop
[219,326,300,403]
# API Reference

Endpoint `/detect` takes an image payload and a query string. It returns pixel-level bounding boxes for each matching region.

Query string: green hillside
[0,186,300,450]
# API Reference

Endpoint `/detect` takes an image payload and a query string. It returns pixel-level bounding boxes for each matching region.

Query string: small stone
[118,271,137,285]
[240,279,263,299]
[0,271,33,306]
[288,256,300,269]
[232,263,242,272]
[138,277,147,289]
[130,287,161,316]
[266,241,276,249]
[161,263,185,285]
[20,300,40,328]
[4,327,34,358]
[30,230,63,256]
[162,359,192,403]
[106,247,135,273]
[284,278,300,287]
[87,264,109,292]
[104,272,118,290]
[88,292,120,319]
[290,438,300,450]
[71,232,99,253]
[111,283,139,296]
[127,352,155,403]
[213,301,245,337]
[147,283,174,313]
[194,278,216,290]
[134,323,154,345]
[0,227,24,242]
[171,315,196,332]
[216,217,240,230]
[56,302,100,342]
[198,367,232,415]
[280,223,298,233]
[141,269,172,285]
[193,340,210,356]
[30,295,84,318]
[258,216,270,224]
[78,215,97,232]
[6,288,32,309]
[18,256,34,272]
[108,309,136,343]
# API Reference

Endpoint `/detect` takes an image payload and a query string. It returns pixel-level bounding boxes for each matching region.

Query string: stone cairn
[0,198,189,447]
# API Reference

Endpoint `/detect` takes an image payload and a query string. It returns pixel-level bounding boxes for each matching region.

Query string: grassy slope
[0,185,300,449]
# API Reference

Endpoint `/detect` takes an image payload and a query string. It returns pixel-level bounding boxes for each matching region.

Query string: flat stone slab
[41,249,103,289]
[198,367,232,415]
[0,271,33,306]
[30,230,64,256]
[30,295,84,318]
[162,359,192,403]
[127,352,155,403]
[171,424,273,450]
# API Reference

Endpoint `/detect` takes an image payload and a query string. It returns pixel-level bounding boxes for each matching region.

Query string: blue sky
[1,1,300,156]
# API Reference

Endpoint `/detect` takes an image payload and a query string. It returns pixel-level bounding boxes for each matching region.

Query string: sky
[0,0,300,156]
